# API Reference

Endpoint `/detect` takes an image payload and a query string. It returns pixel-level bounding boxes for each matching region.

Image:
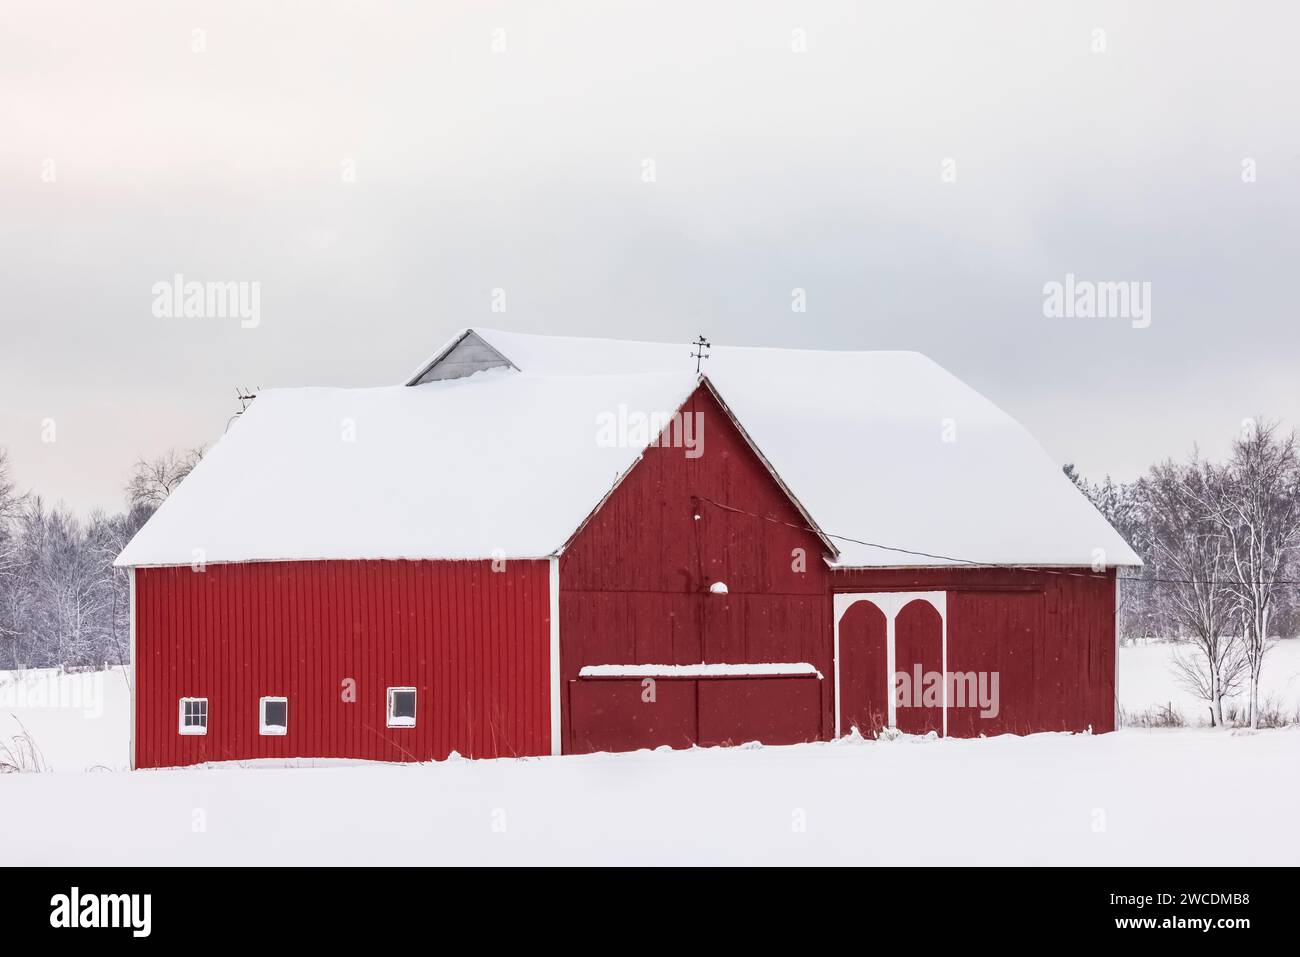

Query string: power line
[694,495,1300,589]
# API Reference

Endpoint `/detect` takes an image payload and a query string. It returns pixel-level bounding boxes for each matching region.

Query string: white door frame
[833,591,947,738]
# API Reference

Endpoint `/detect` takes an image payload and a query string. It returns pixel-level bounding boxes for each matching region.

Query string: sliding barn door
[838,600,889,737]
[894,599,944,734]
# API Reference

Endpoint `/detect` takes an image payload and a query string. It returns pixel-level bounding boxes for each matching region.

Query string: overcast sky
[2,1,1298,516]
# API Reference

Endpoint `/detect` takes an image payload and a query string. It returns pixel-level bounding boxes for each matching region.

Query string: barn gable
[405,329,516,384]
[558,377,838,562]
[559,383,836,752]
[562,383,835,594]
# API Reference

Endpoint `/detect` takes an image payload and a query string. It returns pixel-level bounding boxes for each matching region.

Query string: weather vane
[690,334,711,374]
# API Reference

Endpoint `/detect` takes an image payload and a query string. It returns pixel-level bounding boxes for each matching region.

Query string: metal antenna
[226,386,263,432]
[690,334,711,374]
[235,386,259,414]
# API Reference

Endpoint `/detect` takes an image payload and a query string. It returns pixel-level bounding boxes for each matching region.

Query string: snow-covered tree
[0,449,26,664]
[1064,464,1158,642]
[0,446,200,669]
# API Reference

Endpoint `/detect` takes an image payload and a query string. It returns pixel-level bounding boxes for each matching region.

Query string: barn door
[838,601,888,737]
[836,591,947,738]
[894,599,944,734]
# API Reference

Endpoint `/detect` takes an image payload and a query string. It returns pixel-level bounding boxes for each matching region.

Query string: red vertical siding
[696,677,821,746]
[134,558,550,769]
[830,567,1116,736]
[566,675,823,754]
[559,385,832,751]
[569,678,697,754]
[946,590,1043,736]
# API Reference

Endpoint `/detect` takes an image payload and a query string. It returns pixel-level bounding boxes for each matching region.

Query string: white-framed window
[259,696,288,736]
[387,687,417,728]
[179,697,208,735]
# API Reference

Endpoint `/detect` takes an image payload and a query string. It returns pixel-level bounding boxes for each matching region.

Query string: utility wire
[694,495,1300,589]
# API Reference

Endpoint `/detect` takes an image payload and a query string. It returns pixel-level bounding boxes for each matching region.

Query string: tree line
[1067,418,1300,729]
[0,447,203,671]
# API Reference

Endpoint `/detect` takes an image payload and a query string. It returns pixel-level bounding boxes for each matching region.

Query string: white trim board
[129,568,137,770]
[548,557,561,756]
[579,663,822,679]
[1113,572,1121,731]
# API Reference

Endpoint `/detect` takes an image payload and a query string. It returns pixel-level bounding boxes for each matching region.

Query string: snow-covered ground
[2,645,1298,865]
[0,667,132,771]
[1,727,1296,865]
[1120,638,1300,724]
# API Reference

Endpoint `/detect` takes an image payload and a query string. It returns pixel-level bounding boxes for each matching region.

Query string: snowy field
[0,667,132,772]
[2,645,1299,865]
[1120,638,1300,725]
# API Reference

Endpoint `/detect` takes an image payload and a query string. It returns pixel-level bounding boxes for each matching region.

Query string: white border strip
[1113,571,1121,730]
[579,662,822,678]
[548,557,561,756]
[129,567,137,770]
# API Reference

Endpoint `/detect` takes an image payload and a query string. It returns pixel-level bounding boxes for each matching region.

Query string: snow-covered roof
[408,328,1142,569]
[116,370,702,567]
[117,328,1140,569]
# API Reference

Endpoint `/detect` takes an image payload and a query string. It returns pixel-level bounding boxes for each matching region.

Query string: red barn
[116,329,1139,769]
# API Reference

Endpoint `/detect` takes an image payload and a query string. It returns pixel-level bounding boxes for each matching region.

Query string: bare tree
[1140,458,1241,726]
[125,447,204,510]
[1201,420,1300,729]
[1170,643,1249,723]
